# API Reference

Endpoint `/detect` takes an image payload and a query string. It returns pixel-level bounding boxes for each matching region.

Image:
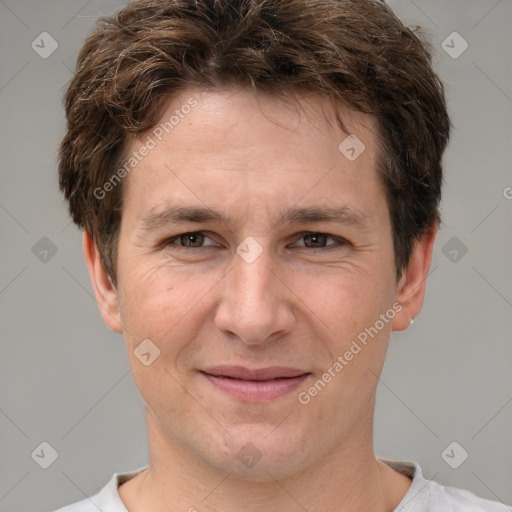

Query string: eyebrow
[139,204,373,234]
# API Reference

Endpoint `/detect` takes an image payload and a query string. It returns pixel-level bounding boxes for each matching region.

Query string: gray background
[0,0,511,510]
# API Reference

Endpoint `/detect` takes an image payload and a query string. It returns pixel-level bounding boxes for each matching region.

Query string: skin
[84,86,437,512]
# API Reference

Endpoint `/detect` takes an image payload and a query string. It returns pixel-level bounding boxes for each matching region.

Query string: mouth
[199,366,311,401]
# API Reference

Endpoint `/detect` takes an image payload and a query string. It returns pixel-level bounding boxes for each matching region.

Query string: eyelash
[163,231,349,251]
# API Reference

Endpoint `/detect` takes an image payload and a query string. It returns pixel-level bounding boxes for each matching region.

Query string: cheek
[314,270,395,380]
[117,256,225,383]
[118,258,195,336]
[116,261,199,413]
[313,267,387,327]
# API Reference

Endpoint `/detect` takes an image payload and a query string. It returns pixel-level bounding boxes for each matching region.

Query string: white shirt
[53,458,511,511]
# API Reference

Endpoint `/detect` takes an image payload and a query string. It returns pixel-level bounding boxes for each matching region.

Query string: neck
[120,406,411,512]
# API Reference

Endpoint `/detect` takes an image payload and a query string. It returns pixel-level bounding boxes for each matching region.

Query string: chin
[203,425,313,482]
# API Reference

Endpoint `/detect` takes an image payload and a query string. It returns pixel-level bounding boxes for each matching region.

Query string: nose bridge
[214,238,293,344]
[234,241,275,304]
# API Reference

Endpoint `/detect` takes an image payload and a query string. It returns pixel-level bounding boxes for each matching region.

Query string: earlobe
[82,231,123,334]
[391,225,438,332]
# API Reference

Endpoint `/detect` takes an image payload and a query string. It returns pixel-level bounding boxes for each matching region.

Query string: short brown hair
[59,0,450,287]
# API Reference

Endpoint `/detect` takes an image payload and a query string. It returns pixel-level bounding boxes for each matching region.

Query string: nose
[214,243,295,346]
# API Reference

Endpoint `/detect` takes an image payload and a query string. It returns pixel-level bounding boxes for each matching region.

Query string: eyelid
[293,231,336,245]
[165,231,218,249]
[164,230,349,250]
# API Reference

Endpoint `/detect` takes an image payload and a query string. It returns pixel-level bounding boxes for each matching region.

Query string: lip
[202,365,308,380]
[200,366,311,401]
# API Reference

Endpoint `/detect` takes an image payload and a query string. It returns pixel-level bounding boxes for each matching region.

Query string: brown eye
[179,232,205,248]
[166,232,217,249]
[303,233,329,248]
[295,232,338,248]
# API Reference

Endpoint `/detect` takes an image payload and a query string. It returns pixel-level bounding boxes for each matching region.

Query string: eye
[166,231,217,248]
[293,232,345,249]
[163,231,347,250]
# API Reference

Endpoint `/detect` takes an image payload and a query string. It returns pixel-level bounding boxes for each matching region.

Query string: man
[54,0,510,510]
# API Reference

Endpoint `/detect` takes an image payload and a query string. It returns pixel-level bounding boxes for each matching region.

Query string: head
[59,0,450,479]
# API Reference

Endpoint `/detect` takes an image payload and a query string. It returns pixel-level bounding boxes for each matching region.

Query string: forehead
[120,87,384,222]
[145,87,376,149]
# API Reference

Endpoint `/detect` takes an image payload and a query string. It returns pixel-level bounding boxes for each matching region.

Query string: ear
[391,224,438,331]
[83,230,123,334]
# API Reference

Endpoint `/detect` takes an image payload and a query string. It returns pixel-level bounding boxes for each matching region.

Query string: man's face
[111,87,403,479]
